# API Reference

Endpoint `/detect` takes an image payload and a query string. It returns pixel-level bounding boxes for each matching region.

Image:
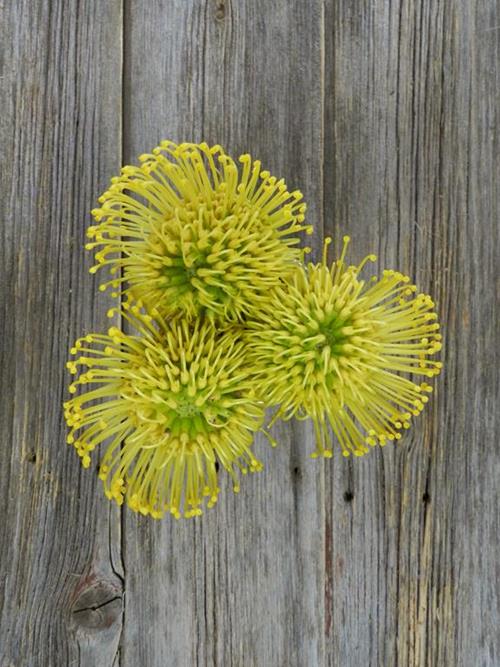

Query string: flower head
[64,305,264,519]
[86,141,311,322]
[246,237,443,458]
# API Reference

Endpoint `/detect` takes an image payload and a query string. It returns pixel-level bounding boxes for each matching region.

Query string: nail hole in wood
[422,491,431,504]
[343,491,354,503]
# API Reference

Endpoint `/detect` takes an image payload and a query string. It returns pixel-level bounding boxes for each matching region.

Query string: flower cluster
[65,141,442,520]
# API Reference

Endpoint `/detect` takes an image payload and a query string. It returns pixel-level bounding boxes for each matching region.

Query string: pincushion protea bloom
[86,141,311,322]
[245,237,443,458]
[64,305,264,519]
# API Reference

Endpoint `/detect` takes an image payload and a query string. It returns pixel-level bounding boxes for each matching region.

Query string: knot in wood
[70,578,123,632]
[215,1,226,20]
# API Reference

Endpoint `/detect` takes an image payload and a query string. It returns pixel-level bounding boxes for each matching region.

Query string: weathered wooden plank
[120,1,325,665]
[0,2,123,665]
[323,1,499,665]
[2,1,498,665]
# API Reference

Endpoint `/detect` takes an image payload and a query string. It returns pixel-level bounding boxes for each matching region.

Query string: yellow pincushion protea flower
[245,237,443,458]
[86,141,311,322]
[63,305,264,519]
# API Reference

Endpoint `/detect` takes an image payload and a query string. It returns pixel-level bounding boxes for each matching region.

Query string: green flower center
[175,401,200,418]
[317,314,351,353]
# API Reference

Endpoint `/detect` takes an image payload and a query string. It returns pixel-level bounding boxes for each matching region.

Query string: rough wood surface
[0,2,124,666]
[1,1,498,666]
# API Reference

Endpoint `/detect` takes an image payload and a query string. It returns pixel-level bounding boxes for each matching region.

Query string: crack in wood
[72,596,123,615]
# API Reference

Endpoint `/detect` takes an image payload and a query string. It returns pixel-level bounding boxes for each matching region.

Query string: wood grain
[1,0,498,665]
[0,1,124,665]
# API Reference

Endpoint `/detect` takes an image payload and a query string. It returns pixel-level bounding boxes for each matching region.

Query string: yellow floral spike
[86,141,311,322]
[245,236,443,458]
[64,306,265,519]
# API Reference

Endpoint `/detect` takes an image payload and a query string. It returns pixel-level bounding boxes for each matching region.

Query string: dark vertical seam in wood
[435,2,446,248]
[409,8,423,662]
[202,533,210,666]
[225,535,233,667]
[426,27,446,654]
[463,51,476,667]
[212,544,218,667]
[420,5,443,663]
[121,0,128,156]
[322,1,334,654]
[395,1,403,259]
[394,467,402,667]
[379,452,388,666]
[397,458,407,667]
[202,7,212,664]
[410,1,423,280]
[417,477,431,666]
[223,0,233,136]
[193,523,200,666]
[109,507,125,667]
[319,0,326,245]
[319,2,326,663]
[115,3,126,665]
[393,2,404,660]
[201,1,209,140]
[445,17,460,663]
[325,0,336,240]
[442,3,459,630]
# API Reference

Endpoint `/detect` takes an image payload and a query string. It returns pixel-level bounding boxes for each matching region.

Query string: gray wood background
[1,1,498,665]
